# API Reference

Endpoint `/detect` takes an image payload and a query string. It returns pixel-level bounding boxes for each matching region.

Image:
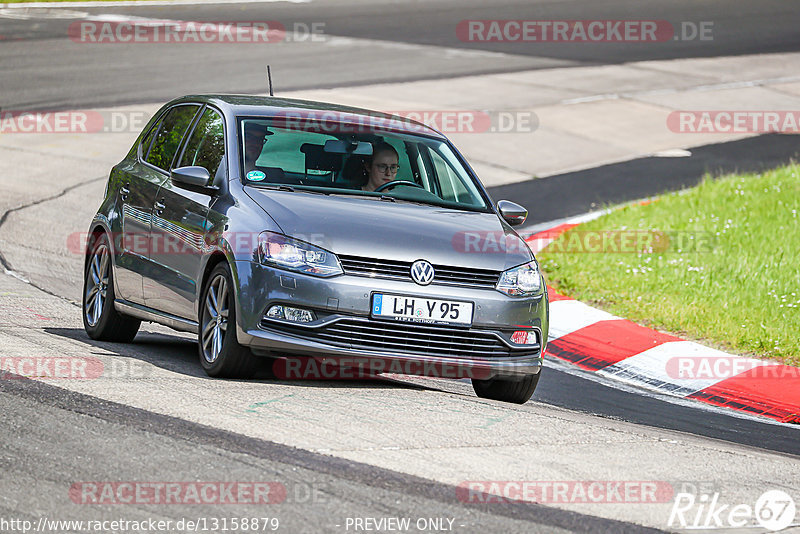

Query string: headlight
[496,261,542,297]
[257,231,342,277]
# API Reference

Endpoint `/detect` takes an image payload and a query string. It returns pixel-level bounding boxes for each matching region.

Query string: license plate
[371,293,473,326]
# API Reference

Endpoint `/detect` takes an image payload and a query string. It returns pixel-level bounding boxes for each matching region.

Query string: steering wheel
[374,180,424,193]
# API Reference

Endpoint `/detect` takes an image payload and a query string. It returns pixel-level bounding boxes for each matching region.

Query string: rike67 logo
[668,490,796,531]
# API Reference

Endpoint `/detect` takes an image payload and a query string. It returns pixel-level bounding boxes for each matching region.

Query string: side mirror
[170,166,218,195]
[497,200,527,226]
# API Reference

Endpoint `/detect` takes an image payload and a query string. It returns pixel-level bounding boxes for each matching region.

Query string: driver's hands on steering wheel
[374,180,424,193]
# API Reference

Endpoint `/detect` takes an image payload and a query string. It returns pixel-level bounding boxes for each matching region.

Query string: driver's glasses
[375,163,400,174]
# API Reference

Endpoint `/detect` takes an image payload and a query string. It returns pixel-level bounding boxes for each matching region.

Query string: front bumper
[232,260,548,379]
[242,325,542,379]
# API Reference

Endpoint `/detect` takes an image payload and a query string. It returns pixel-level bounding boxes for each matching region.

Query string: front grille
[261,316,540,359]
[339,255,500,289]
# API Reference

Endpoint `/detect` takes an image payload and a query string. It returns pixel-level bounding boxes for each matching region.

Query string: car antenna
[266,65,274,97]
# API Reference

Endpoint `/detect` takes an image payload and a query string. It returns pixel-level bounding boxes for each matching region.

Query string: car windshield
[238,117,490,211]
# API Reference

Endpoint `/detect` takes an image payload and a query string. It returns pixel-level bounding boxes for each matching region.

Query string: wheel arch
[197,251,233,321]
[85,223,110,273]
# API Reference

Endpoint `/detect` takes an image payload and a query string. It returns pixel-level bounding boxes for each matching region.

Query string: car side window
[179,108,225,177]
[139,119,161,158]
[145,105,201,171]
[425,145,483,207]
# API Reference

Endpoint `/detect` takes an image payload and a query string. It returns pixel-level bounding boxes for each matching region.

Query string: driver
[363,142,400,192]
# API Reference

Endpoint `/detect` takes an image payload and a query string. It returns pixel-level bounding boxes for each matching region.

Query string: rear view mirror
[171,166,218,195]
[324,139,373,155]
[497,200,527,226]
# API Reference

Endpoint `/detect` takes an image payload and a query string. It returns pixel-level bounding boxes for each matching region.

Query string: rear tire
[199,262,259,378]
[472,370,541,404]
[82,232,141,342]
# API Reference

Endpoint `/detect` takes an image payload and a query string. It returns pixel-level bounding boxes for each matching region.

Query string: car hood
[244,188,533,271]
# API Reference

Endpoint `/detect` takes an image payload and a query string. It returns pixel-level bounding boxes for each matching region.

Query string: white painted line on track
[597,342,750,396]
[560,75,800,105]
[3,267,30,284]
[0,6,87,17]
[543,354,795,427]
[0,0,308,8]
[24,12,521,62]
[520,210,608,237]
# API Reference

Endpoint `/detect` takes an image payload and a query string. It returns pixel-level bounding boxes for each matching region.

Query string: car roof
[169,94,446,139]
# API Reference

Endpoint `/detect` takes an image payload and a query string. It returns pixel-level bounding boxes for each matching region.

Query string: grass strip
[539,163,800,366]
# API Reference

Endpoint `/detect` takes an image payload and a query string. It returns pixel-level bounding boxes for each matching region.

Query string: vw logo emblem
[410,260,435,286]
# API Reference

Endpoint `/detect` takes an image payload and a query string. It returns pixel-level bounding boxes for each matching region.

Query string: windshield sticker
[247,170,266,182]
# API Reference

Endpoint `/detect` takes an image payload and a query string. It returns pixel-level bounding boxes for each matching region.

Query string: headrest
[300,143,343,172]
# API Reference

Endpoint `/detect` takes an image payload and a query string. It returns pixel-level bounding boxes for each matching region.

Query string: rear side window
[145,105,200,171]
[179,108,225,175]
[139,119,160,157]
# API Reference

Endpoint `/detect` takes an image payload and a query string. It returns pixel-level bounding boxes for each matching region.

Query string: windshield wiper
[250,184,294,192]
[249,184,330,195]
[343,191,440,208]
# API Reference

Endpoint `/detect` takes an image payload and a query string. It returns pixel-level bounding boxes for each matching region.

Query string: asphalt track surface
[499,133,800,226]
[2,1,800,532]
[0,375,656,534]
[2,0,800,109]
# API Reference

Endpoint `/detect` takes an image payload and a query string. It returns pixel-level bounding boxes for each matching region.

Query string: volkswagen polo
[82,95,548,403]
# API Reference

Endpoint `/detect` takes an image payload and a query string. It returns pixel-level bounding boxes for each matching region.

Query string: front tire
[82,233,141,342]
[199,262,258,378]
[472,370,541,404]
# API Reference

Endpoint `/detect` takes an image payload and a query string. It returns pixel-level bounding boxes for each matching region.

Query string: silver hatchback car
[82,95,548,403]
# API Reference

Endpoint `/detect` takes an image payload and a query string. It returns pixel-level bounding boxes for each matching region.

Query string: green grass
[539,163,800,366]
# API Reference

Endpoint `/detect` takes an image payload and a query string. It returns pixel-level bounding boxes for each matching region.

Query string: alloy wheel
[201,274,229,364]
[84,243,110,327]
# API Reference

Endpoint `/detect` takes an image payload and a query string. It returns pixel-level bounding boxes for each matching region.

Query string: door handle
[120,184,130,202]
[154,200,166,216]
